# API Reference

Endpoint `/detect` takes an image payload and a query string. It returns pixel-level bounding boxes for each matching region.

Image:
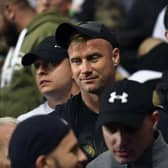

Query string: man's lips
[80,77,97,82]
[114,149,130,155]
[114,149,130,157]
[39,80,51,87]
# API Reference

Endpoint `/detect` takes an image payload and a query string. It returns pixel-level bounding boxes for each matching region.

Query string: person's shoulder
[68,93,82,104]
[50,93,82,116]
[156,159,168,168]
[86,151,112,168]
[27,9,69,32]
[28,21,56,33]
[154,150,168,168]
[25,13,61,42]
[17,103,46,122]
[152,131,168,167]
[21,27,55,54]
[52,93,82,110]
[49,94,82,128]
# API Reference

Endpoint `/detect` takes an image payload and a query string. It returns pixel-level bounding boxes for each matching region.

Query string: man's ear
[35,155,48,168]
[165,30,168,40]
[152,111,159,130]
[112,48,120,68]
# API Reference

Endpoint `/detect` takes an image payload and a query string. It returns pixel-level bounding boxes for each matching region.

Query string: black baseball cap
[55,21,119,49]
[9,115,71,168]
[97,79,157,129]
[22,36,68,66]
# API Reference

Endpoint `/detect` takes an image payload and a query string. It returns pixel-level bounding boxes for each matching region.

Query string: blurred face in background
[0,13,19,46]
[36,0,55,13]
[36,0,72,14]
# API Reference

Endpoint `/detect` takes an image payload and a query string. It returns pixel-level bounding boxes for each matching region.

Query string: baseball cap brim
[55,22,119,49]
[22,49,67,66]
[155,104,165,111]
[96,110,146,129]
[22,53,38,66]
[22,36,68,66]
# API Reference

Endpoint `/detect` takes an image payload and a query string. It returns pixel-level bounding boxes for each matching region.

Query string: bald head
[0,117,17,150]
[0,117,16,168]
[36,0,72,15]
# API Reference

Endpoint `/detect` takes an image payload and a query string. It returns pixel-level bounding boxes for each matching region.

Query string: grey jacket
[86,131,168,168]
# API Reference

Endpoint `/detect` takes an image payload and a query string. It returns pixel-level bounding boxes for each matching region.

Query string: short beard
[1,17,19,46]
[51,156,63,168]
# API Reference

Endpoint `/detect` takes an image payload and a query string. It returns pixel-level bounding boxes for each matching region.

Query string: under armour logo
[109,92,128,103]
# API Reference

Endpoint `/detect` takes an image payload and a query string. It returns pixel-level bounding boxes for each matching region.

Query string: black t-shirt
[50,93,107,161]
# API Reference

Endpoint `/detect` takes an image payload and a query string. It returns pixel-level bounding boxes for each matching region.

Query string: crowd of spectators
[1,0,168,168]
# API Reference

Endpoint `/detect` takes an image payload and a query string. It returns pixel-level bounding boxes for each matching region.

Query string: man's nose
[116,130,130,146]
[36,64,47,75]
[78,148,88,163]
[80,61,92,74]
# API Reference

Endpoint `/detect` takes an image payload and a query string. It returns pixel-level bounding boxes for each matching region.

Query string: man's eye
[105,124,117,133]
[91,55,98,59]
[125,127,137,134]
[47,62,55,68]
[88,55,100,62]
[108,127,117,133]
[34,62,55,69]
[34,63,40,69]
[70,144,79,155]
[71,58,81,64]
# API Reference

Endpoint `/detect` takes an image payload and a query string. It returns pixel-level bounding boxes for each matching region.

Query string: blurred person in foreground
[50,21,120,160]
[17,36,79,122]
[9,115,87,168]
[87,79,168,168]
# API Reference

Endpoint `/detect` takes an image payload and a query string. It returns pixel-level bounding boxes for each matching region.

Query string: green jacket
[0,9,69,117]
[21,8,68,54]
